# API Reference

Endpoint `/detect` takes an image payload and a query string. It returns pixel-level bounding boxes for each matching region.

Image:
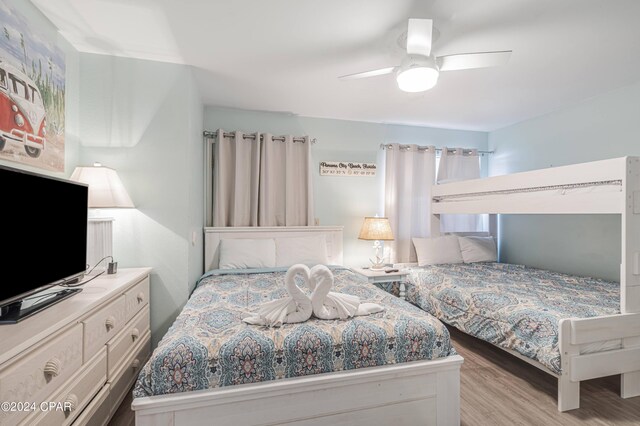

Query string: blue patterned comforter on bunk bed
[394,262,619,374]
[133,267,455,397]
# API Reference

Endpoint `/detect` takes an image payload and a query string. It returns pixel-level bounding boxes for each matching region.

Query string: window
[0,69,6,90]
[436,150,488,233]
[9,74,29,101]
[29,85,39,104]
[435,151,484,176]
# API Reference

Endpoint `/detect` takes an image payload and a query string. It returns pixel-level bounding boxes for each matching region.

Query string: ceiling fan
[339,18,512,93]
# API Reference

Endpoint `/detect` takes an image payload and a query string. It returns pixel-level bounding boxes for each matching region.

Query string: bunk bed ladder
[621,157,640,399]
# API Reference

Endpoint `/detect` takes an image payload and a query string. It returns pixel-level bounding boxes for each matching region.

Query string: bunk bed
[132,227,463,426]
[424,156,640,412]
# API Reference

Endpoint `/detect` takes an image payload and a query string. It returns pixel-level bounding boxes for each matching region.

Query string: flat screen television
[0,165,88,323]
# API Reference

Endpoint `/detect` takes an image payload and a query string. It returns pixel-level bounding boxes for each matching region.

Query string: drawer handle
[131,328,140,341]
[64,394,78,413]
[132,359,141,369]
[105,316,116,331]
[44,357,61,377]
[137,292,145,304]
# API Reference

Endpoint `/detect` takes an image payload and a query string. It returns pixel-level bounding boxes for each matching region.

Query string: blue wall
[204,106,488,266]
[77,54,203,345]
[489,80,640,281]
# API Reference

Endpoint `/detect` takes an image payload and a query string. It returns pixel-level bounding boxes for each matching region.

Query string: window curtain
[382,144,437,263]
[212,131,261,226]
[212,129,314,227]
[259,134,314,226]
[437,147,486,232]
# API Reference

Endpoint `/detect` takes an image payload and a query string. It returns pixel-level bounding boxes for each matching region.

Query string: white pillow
[458,236,497,263]
[275,235,329,267]
[219,239,276,269]
[413,236,464,266]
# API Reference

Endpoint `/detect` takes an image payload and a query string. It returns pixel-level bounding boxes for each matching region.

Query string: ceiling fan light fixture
[337,18,512,93]
[397,67,439,92]
[396,55,439,93]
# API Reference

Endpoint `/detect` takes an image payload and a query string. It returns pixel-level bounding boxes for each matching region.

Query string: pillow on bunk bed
[219,238,276,269]
[413,236,464,266]
[458,236,497,263]
[275,235,329,267]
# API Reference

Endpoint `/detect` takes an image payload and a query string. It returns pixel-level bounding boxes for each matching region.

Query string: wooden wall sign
[319,161,376,176]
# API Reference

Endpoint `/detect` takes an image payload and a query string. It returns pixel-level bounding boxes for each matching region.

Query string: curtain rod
[379,143,494,155]
[203,130,317,144]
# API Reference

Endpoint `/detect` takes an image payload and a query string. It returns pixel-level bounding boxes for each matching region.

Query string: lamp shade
[70,164,134,208]
[358,217,394,241]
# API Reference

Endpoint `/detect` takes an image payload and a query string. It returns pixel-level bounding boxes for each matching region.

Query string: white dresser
[0,268,152,426]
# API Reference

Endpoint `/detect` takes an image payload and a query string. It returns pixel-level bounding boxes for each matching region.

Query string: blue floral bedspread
[401,262,619,373]
[133,267,454,397]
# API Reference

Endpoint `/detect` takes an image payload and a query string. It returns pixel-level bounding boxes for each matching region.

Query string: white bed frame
[431,156,640,412]
[133,226,464,425]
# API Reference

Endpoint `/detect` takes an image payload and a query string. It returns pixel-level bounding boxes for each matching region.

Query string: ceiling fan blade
[437,50,512,71]
[338,67,396,80]
[406,18,433,57]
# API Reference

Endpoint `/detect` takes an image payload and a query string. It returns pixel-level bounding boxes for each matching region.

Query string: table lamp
[358,217,394,270]
[70,163,134,274]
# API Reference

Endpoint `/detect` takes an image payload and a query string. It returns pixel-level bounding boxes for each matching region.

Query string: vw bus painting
[0,61,47,158]
[0,1,65,172]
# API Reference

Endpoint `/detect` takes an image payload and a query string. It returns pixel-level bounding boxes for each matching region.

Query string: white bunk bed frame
[133,226,463,425]
[431,156,640,412]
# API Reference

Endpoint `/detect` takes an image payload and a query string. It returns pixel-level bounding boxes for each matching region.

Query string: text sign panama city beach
[319,161,377,177]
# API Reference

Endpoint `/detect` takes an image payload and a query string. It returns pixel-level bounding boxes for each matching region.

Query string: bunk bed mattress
[401,262,620,374]
[133,267,454,397]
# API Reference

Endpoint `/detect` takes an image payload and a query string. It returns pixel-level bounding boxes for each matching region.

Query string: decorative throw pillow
[275,235,329,267]
[219,238,276,269]
[412,236,464,266]
[458,236,497,263]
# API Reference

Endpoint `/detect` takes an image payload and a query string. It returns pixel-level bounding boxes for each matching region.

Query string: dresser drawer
[107,305,150,379]
[124,276,149,323]
[24,347,107,426]
[71,384,110,426]
[83,295,126,362]
[109,332,150,417]
[0,324,83,426]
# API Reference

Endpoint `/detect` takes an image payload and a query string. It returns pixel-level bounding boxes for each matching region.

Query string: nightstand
[351,267,409,300]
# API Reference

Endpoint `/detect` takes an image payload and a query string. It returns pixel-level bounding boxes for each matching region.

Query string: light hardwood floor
[108,390,134,426]
[108,326,640,425]
[451,326,640,426]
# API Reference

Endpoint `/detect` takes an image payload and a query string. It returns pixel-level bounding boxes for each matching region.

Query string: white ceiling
[32,0,640,131]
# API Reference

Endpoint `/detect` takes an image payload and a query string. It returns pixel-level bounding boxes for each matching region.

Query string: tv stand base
[0,288,82,324]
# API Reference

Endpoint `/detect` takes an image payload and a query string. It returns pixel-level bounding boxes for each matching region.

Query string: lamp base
[370,264,386,271]
[87,218,114,271]
[369,241,387,271]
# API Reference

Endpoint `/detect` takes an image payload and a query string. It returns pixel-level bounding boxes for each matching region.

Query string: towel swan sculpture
[243,264,385,327]
[309,265,384,320]
[242,264,313,327]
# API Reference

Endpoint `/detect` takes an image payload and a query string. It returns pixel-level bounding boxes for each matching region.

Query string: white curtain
[383,144,437,263]
[259,134,314,226]
[212,130,261,226]
[437,147,486,232]
[212,129,314,227]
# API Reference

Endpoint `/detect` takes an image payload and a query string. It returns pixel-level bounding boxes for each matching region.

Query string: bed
[424,156,640,411]
[401,262,620,374]
[132,226,463,426]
